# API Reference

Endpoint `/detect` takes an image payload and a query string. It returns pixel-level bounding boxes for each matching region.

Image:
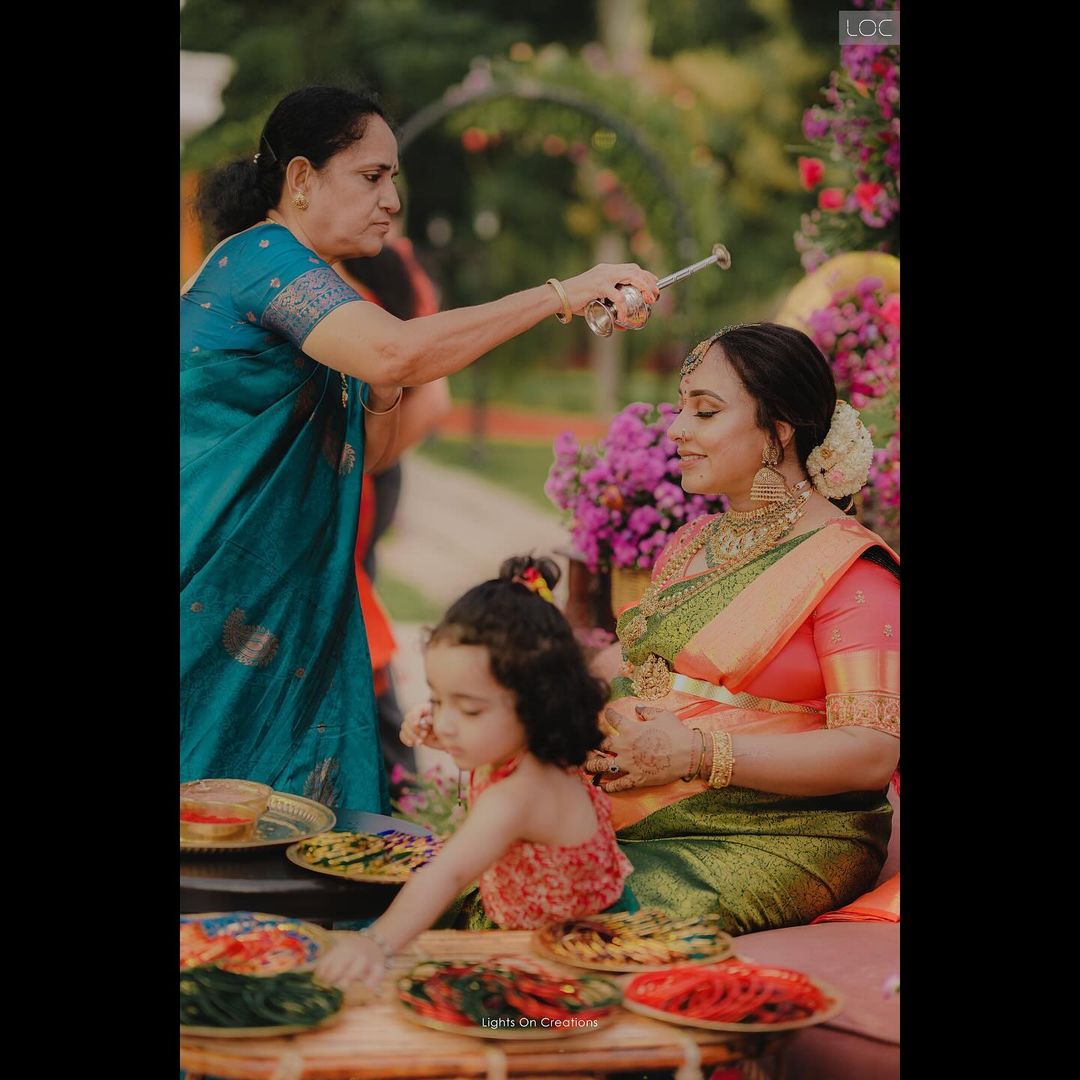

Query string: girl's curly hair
[427,556,608,767]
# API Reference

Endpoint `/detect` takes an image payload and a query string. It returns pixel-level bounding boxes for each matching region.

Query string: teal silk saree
[180,223,388,813]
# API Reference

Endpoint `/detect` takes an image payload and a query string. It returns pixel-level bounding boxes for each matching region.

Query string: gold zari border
[819,649,899,695]
[825,692,900,737]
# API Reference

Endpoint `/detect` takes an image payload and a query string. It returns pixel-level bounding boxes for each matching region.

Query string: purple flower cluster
[805,277,900,533]
[546,403,725,572]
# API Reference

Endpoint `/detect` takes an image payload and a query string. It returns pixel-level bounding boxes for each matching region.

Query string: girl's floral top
[470,756,633,929]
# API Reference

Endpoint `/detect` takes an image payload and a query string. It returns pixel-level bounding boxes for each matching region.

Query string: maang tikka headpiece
[679,324,754,378]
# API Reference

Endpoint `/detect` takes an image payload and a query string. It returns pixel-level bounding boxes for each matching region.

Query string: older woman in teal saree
[181,220,387,811]
[180,85,659,813]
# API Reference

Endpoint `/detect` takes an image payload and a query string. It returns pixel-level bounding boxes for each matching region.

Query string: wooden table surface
[181,929,793,1080]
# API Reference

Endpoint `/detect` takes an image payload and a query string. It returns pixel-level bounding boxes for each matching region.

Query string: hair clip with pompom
[514,567,555,603]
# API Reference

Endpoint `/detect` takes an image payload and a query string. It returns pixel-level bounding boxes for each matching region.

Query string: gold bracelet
[708,730,734,789]
[680,727,703,783]
[545,278,573,324]
[361,387,404,415]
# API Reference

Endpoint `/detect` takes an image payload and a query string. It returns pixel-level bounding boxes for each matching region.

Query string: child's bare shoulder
[514,760,588,807]
[470,769,531,815]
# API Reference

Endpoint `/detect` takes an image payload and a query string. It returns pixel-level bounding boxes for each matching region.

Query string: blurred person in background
[338,235,452,796]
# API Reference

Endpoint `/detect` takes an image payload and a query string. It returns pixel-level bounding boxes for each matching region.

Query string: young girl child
[315,556,635,988]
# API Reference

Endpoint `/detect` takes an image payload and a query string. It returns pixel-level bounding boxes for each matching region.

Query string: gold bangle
[545,278,573,324]
[361,387,404,415]
[680,727,703,783]
[708,730,734,789]
[694,727,707,780]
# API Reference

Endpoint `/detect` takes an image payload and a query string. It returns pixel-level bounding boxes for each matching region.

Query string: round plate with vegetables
[180,912,331,976]
[180,967,344,1038]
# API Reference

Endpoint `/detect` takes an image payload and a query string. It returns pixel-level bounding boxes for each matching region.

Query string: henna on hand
[629,730,672,781]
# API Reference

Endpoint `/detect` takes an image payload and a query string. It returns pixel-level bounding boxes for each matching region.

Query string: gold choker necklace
[704,481,811,571]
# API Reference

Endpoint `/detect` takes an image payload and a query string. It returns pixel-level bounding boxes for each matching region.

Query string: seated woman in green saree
[181,85,659,813]
[411,323,897,935]
[580,323,900,934]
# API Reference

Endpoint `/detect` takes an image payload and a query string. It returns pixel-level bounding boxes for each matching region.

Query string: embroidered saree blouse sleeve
[812,556,900,738]
[231,227,364,348]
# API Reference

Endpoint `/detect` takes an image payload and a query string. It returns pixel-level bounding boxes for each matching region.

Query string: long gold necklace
[621,526,713,647]
[621,481,811,651]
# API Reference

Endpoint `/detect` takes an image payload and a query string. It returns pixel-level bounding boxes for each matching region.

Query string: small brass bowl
[180,803,260,841]
[180,779,272,841]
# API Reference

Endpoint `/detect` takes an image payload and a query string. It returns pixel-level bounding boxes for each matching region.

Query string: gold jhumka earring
[750,443,787,503]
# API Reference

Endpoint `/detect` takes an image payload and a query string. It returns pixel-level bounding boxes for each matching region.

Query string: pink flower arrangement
[391,763,466,839]
[805,276,899,410]
[794,0,900,270]
[798,156,825,190]
[864,423,900,532]
[805,276,900,533]
[818,188,847,212]
[546,403,725,573]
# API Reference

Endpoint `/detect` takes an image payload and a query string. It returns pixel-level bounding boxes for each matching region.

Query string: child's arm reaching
[314,778,529,988]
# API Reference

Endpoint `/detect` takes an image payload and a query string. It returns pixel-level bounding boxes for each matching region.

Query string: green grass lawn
[415,437,561,516]
[376,569,444,623]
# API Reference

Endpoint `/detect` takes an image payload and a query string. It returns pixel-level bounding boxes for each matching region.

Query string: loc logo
[839,11,900,45]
